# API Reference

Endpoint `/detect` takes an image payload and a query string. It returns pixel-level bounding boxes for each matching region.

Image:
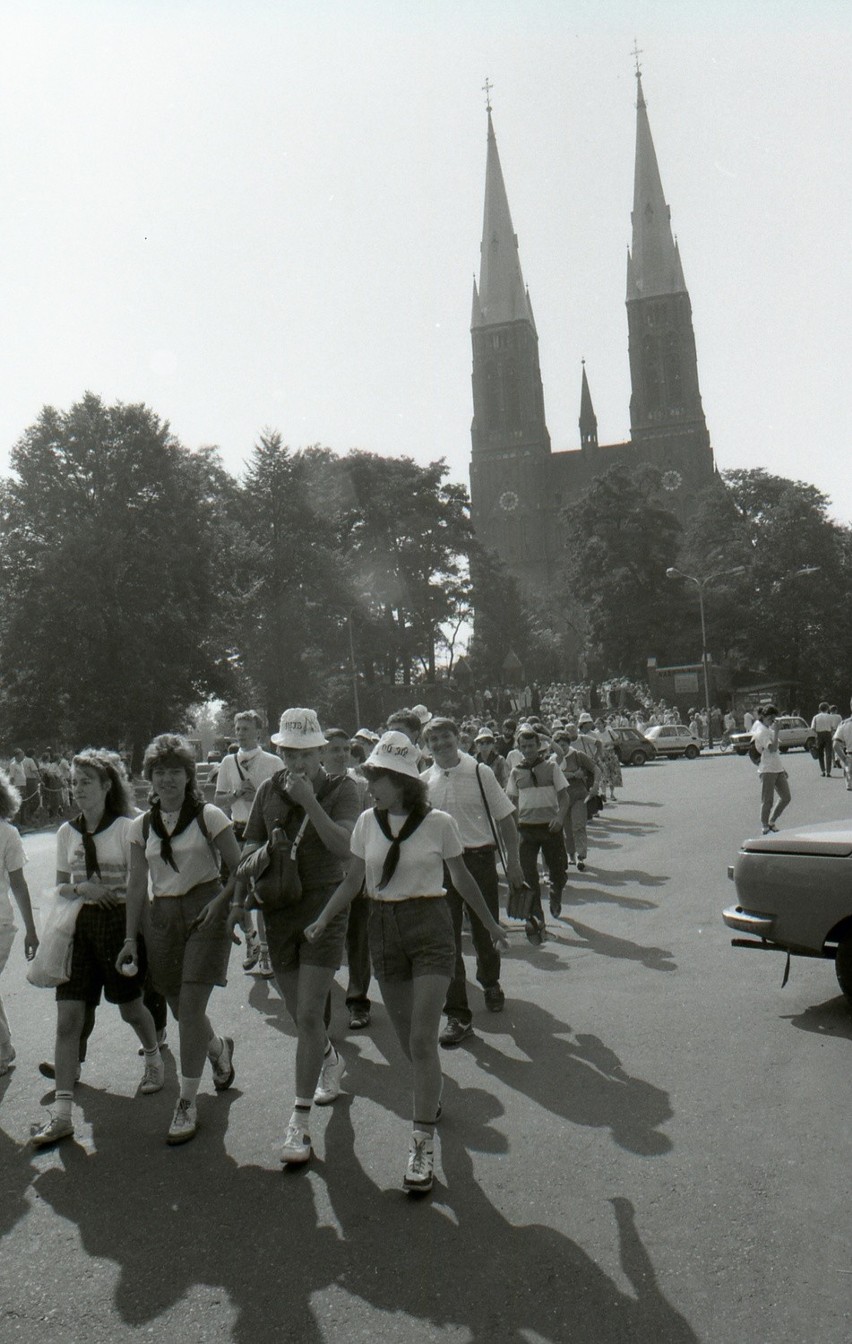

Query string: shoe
[30,1114,74,1148]
[210,1036,235,1092]
[314,1047,345,1105]
[167,1098,198,1145]
[280,1122,312,1165]
[439,1018,473,1049]
[576,860,586,872]
[38,1060,81,1082]
[549,897,562,919]
[256,949,274,979]
[484,984,505,1013]
[403,1132,434,1193]
[242,929,261,972]
[139,1057,165,1094]
[524,915,546,946]
[348,1008,371,1030]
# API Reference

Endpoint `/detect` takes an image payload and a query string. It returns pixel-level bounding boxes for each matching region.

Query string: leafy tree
[0,394,235,755]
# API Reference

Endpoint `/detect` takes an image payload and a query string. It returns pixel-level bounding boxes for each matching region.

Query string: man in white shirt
[831,698,852,791]
[214,711,281,974]
[751,705,792,834]
[422,717,525,1046]
[810,701,835,777]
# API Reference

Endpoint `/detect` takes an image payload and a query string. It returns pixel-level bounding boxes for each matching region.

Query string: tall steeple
[472,111,537,330]
[579,361,598,450]
[627,73,686,301]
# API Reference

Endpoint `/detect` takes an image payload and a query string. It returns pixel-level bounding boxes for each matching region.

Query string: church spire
[579,361,598,450]
[627,71,686,300]
[474,109,535,328]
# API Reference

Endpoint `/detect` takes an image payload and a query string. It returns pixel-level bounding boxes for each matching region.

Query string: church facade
[469,73,716,591]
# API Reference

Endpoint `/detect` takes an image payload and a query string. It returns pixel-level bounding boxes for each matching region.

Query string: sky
[1,0,850,520]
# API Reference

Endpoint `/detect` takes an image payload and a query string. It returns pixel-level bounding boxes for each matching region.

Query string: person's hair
[324,728,350,743]
[761,704,778,717]
[71,748,135,817]
[386,710,423,737]
[0,767,22,820]
[142,733,203,805]
[362,766,429,811]
[234,710,263,729]
[819,701,829,712]
[348,741,366,764]
[424,716,458,739]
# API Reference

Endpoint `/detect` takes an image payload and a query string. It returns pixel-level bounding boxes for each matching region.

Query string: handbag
[27,889,84,988]
[237,814,310,910]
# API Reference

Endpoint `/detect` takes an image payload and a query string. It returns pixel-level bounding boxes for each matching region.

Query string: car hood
[741,818,852,858]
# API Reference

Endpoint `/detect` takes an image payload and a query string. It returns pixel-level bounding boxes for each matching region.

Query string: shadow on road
[781,994,852,1040]
[555,917,678,976]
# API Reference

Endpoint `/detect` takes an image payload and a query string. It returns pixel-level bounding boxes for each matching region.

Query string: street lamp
[666,565,746,748]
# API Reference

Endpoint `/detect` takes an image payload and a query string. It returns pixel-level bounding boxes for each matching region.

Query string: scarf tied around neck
[373,803,431,890]
[70,809,119,879]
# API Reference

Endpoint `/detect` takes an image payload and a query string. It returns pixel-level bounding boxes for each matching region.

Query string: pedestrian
[831,699,852,792]
[119,734,242,1146]
[213,709,281,977]
[810,702,835,777]
[506,724,570,938]
[322,727,373,1031]
[0,768,38,1075]
[553,726,597,872]
[30,749,164,1148]
[305,730,508,1193]
[421,717,525,1046]
[750,706,792,834]
[472,728,509,789]
[230,709,362,1168]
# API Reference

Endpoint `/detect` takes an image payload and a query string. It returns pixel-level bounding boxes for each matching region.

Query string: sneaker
[139,1056,165,1094]
[280,1122,312,1165]
[549,896,562,919]
[167,1098,198,1145]
[256,949,274,979]
[576,860,586,872]
[483,984,505,1013]
[242,929,261,972]
[439,1018,473,1049]
[524,915,546,946]
[30,1114,74,1148]
[403,1132,434,1193]
[314,1047,345,1105]
[38,1060,81,1082]
[348,1008,371,1030]
[210,1036,235,1092]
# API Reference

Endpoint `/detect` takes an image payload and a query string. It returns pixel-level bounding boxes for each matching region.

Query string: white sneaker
[314,1047,345,1105]
[167,1098,198,1145]
[30,1114,74,1148]
[403,1131,434,1193]
[280,1122,312,1165]
[139,1056,165,1094]
[256,949,274,979]
[210,1036,235,1091]
[242,929,261,971]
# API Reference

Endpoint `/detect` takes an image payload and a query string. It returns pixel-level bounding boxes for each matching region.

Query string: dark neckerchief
[373,803,431,890]
[149,796,204,872]
[521,752,547,780]
[70,809,119,879]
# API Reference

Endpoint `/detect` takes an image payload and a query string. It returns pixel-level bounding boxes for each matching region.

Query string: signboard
[673,672,700,694]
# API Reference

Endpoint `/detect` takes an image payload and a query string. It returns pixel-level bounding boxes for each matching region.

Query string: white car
[644,724,702,759]
[730,717,816,756]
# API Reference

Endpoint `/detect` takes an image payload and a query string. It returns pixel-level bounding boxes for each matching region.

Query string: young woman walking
[0,769,38,1075]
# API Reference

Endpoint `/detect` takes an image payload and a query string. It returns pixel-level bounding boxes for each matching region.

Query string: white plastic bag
[26,889,84,988]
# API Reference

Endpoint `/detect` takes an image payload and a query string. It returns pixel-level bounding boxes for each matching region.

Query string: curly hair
[141,734,203,805]
[0,768,22,821]
[362,766,429,812]
[72,748,135,817]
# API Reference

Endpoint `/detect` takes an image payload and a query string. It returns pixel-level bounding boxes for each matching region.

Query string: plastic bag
[26,889,84,988]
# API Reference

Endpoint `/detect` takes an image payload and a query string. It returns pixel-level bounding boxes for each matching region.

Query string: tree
[0,394,235,754]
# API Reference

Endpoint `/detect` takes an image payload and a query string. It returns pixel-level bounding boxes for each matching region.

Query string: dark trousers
[345,893,372,1011]
[519,825,568,920]
[443,847,501,1025]
[816,731,833,774]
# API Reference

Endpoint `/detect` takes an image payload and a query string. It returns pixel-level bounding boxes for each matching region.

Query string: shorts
[368,897,455,984]
[144,881,231,999]
[57,903,146,1006]
[264,885,347,976]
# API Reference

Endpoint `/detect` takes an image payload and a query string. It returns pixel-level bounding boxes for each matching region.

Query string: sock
[143,1046,162,1064]
[413,1121,436,1136]
[180,1075,202,1103]
[290,1098,312,1133]
[54,1091,73,1121]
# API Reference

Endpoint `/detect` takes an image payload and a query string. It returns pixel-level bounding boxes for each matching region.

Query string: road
[1,751,849,1344]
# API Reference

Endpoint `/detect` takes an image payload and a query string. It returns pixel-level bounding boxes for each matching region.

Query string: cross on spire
[482,77,493,112]
[631,40,643,77]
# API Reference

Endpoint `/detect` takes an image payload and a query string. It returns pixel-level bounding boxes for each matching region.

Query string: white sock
[143,1046,162,1064]
[180,1075,202,1103]
[290,1098,312,1132]
[54,1091,73,1121]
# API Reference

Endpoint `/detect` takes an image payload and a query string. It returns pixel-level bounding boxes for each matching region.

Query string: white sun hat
[411,704,433,726]
[364,731,422,780]
[271,708,327,749]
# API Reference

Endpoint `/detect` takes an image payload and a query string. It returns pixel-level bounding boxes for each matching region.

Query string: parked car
[729,716,816,756]
[606,726,658,766]
[723,819,852,1006]
[644,724,702,759]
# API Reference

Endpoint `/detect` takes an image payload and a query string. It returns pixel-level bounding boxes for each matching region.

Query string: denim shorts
[144,881,231,999]
[264,885,348,976]
[368,897,455,983]
[57,903,146,1006]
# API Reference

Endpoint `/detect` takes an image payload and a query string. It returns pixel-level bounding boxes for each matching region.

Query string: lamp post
[347,613,361,726]
[666,565,746,749]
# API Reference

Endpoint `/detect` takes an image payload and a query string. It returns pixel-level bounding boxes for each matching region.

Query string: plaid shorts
[57,903,146,1006]
[144,881,232,999]
[368,897,455,984]
[264,885,348,976]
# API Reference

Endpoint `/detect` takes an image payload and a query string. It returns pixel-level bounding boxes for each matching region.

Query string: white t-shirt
[215,749,281,824]
[350,807,463,902]
[7,760,26,790]
[128,804,231,897]
[0,820,26,927]
[56,816,134,896]
[832,718,852,752]
[423,753,514,848]
[751,722,783,775]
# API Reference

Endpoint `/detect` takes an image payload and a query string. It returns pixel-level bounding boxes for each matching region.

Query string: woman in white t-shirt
[750,705,791,834]
[0,769,38,1074]
[29,749,162,1148]
[306,731,508,1195]
[119,734,242,1147]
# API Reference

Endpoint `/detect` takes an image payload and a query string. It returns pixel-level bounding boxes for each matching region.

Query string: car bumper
[722,904,775,937]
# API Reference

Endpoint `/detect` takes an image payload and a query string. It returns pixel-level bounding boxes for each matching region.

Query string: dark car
[606,726,658,767]
[723,819,852,1006]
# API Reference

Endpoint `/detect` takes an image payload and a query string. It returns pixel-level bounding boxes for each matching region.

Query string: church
[468,69,717,591]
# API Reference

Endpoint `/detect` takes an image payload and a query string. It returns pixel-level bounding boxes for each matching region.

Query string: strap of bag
[475,763,508,875]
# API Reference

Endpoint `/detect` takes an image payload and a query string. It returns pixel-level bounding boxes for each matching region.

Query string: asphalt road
[1,751,849,1344]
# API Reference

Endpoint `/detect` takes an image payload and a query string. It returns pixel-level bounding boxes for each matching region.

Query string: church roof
[627,73,686,301]
[579,362,597,432]
[473,111,536,330]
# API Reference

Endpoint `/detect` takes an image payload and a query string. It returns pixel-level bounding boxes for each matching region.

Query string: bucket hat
[364,731,422,780]
[271,708,327,749]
